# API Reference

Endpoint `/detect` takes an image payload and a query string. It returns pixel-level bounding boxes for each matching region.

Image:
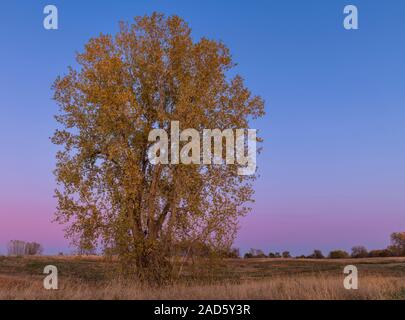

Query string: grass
[1,256,405,299]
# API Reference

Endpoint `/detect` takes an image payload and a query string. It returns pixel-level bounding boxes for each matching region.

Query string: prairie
[1,255,405,300]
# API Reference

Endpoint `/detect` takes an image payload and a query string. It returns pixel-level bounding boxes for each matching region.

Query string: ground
[1,255,405,299]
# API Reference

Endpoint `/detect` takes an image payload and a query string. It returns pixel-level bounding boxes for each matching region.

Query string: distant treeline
[5,231,405,260]
[243,232,405,259]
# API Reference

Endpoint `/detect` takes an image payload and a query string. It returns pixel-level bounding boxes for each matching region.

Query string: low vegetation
[1,255,405,299]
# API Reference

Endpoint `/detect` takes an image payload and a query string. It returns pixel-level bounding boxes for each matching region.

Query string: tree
[368,249,392,258]
[227,247,240,258]
[282,251,291,258]
[7,240,26,256]
[390,232,405,256]
[7,240,43,256]
[249,248,266,258]
[351,246,368,258]
[52,13,264,283]
[307,249,324,259]
[24,242,44,255]
[328,250,349,259]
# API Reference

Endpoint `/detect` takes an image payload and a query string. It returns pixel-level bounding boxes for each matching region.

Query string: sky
[0,0,404,256]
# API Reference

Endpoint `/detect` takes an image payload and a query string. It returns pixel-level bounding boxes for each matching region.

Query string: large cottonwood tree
[52,13,264,281]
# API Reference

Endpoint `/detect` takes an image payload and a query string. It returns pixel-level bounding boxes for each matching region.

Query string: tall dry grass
[1,274,404,300]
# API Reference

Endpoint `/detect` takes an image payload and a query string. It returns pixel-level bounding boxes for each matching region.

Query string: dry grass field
[1,255,405,300]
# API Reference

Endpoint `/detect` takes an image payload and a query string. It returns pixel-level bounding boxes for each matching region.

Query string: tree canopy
[52,13,264,282]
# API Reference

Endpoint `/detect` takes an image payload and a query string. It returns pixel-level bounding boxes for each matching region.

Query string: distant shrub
[282,251,291,258]
[328,250,349,259]
[244,253,253,259]
[249,248,264,256]
[209,247,241,258]
[351,246,368,258]
[226,248,240,258]
[307,250,324,259]
[245,248,266,258]
[267,252,281,258]
[368,249,392,258]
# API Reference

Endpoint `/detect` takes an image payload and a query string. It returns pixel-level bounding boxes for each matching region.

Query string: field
[1,255,405,300]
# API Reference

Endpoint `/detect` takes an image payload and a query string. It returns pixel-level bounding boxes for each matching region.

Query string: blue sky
[0,0,404,255]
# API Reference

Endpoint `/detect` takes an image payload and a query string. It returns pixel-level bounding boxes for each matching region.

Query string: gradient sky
[0,0,404,256]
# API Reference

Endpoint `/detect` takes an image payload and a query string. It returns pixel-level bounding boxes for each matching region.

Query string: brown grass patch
[1,256,405,299]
